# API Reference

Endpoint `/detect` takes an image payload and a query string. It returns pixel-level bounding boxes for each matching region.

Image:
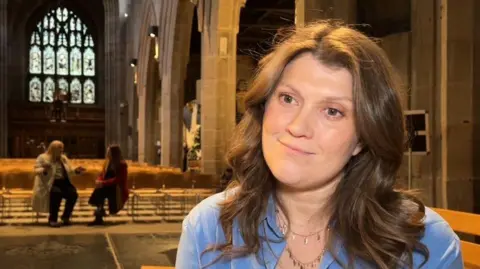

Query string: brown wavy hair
[209,21,429,268]
[102,144,124,173]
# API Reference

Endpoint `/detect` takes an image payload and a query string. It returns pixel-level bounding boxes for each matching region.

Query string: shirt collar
[262,193,284,238]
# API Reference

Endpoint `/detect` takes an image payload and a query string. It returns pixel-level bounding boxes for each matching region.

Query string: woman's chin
[271,168,307,189]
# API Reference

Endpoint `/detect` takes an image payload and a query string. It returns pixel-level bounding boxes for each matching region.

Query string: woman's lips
[278,140,314,155]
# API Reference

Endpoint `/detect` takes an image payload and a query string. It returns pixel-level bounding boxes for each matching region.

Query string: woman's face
[262,53,362,190]
[53,144,64,160]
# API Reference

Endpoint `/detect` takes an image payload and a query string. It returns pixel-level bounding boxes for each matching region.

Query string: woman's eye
[280,94,296,104]
[326,108,343,117]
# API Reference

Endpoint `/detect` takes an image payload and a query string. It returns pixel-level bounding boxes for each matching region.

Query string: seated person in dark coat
[88,145,129,225]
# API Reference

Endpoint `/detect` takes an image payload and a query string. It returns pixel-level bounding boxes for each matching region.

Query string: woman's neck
[275,178,339,232]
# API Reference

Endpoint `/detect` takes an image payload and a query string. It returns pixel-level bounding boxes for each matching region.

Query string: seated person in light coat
[32,140,86,227]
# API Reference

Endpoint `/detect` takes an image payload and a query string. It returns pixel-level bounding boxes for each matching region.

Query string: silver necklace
[275,208,329,268]
[276,209,327,245]
[286,246,325,269]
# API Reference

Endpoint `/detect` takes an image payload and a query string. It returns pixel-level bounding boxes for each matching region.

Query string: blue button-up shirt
[176,192,463,268]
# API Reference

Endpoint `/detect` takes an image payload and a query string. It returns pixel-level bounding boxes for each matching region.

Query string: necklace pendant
[304,237,308,245]
[292,234,296,240]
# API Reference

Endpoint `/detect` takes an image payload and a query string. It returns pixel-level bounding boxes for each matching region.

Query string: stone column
[135,0,158,164]
[118,21,129,155]
[295,0,356,27]
[437,0,474,211]
[137,54,157,164]
[0,0,7,157]
[104,0,121,147]
[198,0,245,175]
[409,0,437,206]
[160,0,194,168]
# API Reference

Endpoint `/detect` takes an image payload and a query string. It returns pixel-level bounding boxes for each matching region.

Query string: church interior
[0,0,479,268]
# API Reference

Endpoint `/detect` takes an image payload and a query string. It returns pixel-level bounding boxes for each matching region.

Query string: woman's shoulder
[185,191,231,222]
[422,206,457,236]
[183,188,238,230]
[36,153,48,161]
[419,207,462,266]
[60,155,70,162]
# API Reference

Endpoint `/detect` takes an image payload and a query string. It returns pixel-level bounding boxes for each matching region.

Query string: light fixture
[130,58,137,67]
[149,25,158,38]
[124,13,128,17]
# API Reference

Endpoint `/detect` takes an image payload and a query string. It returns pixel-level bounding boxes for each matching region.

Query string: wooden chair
[130,170,166,222]
[433,208,480,268]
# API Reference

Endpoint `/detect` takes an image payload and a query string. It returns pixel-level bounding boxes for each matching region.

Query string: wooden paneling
[8,103,105,158]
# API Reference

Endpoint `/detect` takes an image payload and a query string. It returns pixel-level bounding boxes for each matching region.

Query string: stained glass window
[29,77,42,102]
[58,78,68,95]
[57,47,68,75]
[29,46,41,74]
[83,48,94,76]
[70,78,81,104]
[83,79,95,104]
[28,6,96,104]
[43,46,55,75]
[43,77,55,103]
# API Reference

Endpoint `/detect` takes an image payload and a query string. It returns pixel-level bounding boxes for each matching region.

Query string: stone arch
[159,0,193,169]
[137,0,157,92]
[136,0,159,163]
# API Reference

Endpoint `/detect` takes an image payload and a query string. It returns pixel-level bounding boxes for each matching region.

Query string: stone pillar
[410,0,436,206]
[118,21,129,156]
[438,0,474,211]
[135,0,158,164]
[160,0,194,168]
[198,0,245,175]
[295,0,356,27]
[137,53,158,164]
[0,0,7,157]
[104,0,121,147]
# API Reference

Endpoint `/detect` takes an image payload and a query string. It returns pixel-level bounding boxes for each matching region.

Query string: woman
[88,145,128,225]
[176,22,463,268]
[32,140,85,227]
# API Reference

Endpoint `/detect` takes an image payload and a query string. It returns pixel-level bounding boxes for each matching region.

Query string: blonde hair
[46,140,65,161]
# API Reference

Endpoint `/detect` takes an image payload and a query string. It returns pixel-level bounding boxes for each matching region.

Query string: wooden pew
[433,208,480,268]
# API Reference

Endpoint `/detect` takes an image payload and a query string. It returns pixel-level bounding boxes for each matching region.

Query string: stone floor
[0,223,183,269]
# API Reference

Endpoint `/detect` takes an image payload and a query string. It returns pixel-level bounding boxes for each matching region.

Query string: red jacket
[98,161,129,211]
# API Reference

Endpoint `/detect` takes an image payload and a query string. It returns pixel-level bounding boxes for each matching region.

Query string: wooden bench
[433,208,480,268]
